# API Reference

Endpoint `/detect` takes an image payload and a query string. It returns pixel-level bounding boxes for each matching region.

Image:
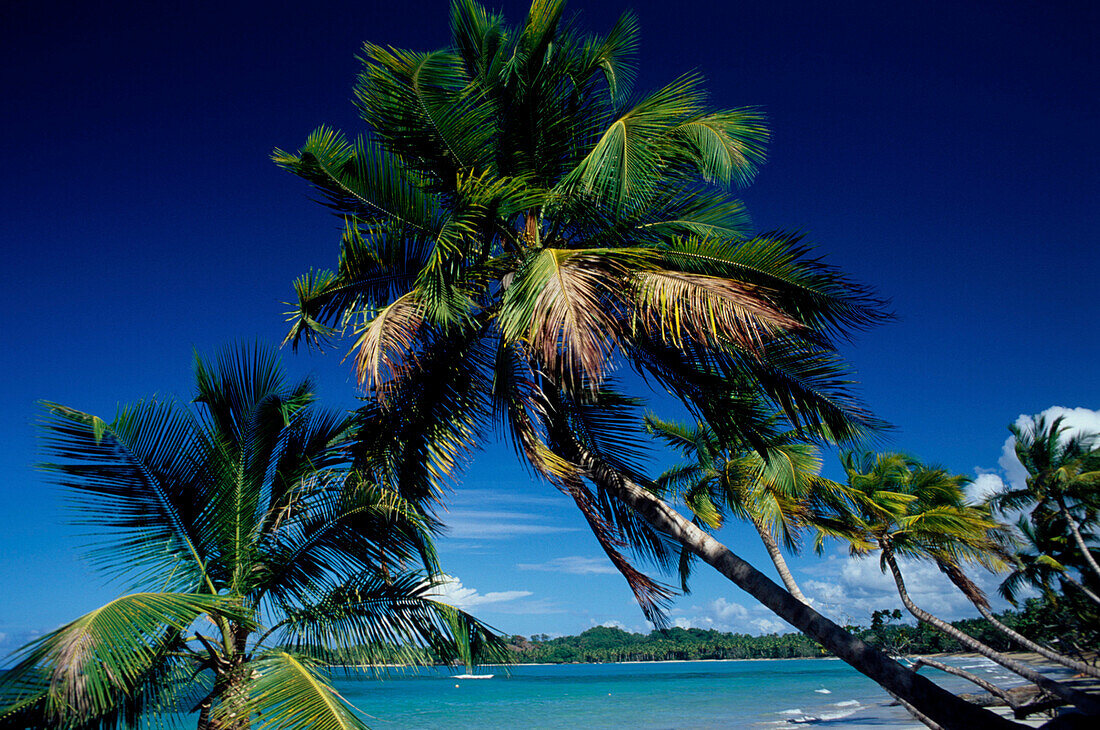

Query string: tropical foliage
[991,414,1100,599]
[827,451,1100,711]
[274,0,886,626]
[497,600,1089,665]
[0,346,504,730]
[645,412,844,602]
[273,2,1068,726]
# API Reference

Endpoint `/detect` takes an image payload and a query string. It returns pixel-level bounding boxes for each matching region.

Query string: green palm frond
[245,652,369,730]
[260,474,439,607]
[355,45,496,184]
[559,74,706,209]
[273,571,506,669]
[273,129,439,232]
[579,9,639,105]
[2,594,247,728]
[450,0,508,85]
[666,108,769,188]
[628,188,753,242]
[643,414,715,458]
[39,400,215,590]
[352,327,493,508]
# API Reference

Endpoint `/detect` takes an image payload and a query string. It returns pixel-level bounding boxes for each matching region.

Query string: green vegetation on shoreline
[498,597,1097,665]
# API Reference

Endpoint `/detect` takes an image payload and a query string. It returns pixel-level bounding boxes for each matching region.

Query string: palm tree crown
[990,414,1100,583]
[1,345,502,730]
[275,0,889,623]
[645,411,846,602]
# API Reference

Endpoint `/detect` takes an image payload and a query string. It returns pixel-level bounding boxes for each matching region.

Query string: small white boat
[452,673,494,679]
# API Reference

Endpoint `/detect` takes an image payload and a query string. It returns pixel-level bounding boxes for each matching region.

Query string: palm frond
[499,247,641,385]
[245,652,368,730]
[2,594,246,728]
[39,400,214,590]
[665,108,769,188]
[558,74,705,209]
[354,46,497,184]
[629,267,805,354]
[275,571,507,670]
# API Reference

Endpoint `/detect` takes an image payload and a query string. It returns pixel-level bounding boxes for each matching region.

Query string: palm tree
[832,451,1100,714]
[999,513,1100,608]
[991,414,1100,584]
[644,412,845,604]
[273,1,1033,726]
[0,346,504,730]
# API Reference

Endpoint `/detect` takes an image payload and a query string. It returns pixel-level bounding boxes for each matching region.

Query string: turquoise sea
[334,656,1047,728]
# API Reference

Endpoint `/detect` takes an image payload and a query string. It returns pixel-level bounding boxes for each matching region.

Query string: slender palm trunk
[748,513,809,603]
[196,625,252,730]
[1057,496,1100,584]
[972,601,1100,679]
[941,564,1100,678]
[600,474,1024,730]
[1062,571,1100,606]
[912,657,1017,707]
[882,548,1100,715]
[888,689,945,730]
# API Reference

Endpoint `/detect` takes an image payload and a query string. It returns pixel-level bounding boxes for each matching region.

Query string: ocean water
[333,656,1042,728]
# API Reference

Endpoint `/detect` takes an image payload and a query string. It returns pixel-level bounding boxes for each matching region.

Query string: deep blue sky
[2,0,1097,651]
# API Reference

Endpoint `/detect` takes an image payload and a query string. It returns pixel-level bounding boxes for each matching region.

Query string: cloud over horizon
[428,574,532,610]
[516,556,620,575]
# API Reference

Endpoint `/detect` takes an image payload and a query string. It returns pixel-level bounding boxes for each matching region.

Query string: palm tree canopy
[275,0,890,624]
[645,412,839,546]
[645,410,852,601]
[829,452,1006,568]
[990,414,1100,515]
[2,345,505,730]
[989,414,1100,608]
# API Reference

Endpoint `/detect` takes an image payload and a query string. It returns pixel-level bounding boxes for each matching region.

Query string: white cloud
[484,598,566,615]
[709,597,749,621]
[751,618,787,634]
[442,509,581,540]
[665,596,789,634]
[967,471,1006,504]
[516,556,619,575]
[802,553,1008,625]
[428,575,532,610]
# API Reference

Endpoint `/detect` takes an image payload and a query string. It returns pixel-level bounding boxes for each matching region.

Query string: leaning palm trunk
[940,562,1100,679]
[599,474,1024,729]
[975,602,1100,680]
[749,513,810,603]
[888,689,945,730]
[1062,571,1100,606]
[912,657,1018,708]
[1057,496,1100,584]
[882,549,1100,715]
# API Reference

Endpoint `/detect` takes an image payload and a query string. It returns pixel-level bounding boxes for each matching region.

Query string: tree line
[498,594,1096,665]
